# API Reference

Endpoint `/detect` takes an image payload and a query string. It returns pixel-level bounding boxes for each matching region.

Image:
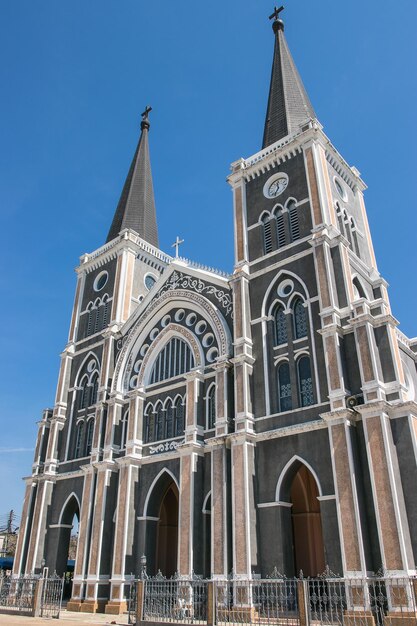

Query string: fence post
[297,579,310,626]
[136,579,144,624]
[207,581,214,626]
[32,578,44,618]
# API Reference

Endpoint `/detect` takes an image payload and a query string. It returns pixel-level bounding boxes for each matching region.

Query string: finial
[141,105,152,131]
[269,5,284,33]
[171,235,184,259]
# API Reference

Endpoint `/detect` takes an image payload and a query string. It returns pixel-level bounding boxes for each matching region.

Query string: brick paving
[0,610,130,625]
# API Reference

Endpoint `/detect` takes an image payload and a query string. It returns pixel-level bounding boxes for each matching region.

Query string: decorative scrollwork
[148,439,185,455]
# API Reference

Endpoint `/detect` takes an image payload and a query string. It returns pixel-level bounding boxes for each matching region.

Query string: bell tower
[228,7,416,581]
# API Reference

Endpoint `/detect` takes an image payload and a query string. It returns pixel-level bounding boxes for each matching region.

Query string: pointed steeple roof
[106,107,159,246]
[263,10,316,149]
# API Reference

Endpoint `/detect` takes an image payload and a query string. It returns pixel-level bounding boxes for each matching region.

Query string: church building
[14,8,417,614]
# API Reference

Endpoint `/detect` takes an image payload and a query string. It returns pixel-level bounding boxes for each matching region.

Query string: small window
[145,274,157,291]
[298,356,314,407]
[278,363,292,412]
[166,403,174,439]
[174,399,185,437]
[79,378,89,410]
[288,202,300,242]
[89,374,99,406]
[120,410,129,450]
[273,305,288,346]
[206,385,216,430]
[155,405,165,441]
[94,271,109,292]
[261,215,273,255]
[74,422,84,458]
[86,419,95,456]
[335,204,345,236]
[144,406,154,443]
[293,299,308,339]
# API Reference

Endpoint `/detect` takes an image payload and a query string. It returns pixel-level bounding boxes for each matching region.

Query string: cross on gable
[172,236,184,258]
[269,5,284,21]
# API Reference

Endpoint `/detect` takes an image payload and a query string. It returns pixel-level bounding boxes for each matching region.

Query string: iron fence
[129,577,138,624]
[143,573,208,624]
[0,572,64,618]
[0,574,38,614]
[134,572,417,626]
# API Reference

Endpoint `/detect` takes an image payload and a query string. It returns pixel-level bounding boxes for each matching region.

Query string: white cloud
[0,447,33,453]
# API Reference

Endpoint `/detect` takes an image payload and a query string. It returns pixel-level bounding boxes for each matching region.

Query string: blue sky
[0,0,416,517]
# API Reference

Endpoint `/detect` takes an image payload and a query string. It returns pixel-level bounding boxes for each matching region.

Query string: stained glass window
[294,299,308,339]
[298,356,314,407]
[274,305,288,345]
[278,362,292,412]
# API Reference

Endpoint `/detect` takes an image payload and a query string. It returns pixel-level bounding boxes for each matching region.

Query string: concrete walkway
[0,610,130,625]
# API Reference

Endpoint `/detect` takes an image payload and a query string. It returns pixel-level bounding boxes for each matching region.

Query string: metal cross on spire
[141,105,152,121]
[269,5,284,21]
[172,235,184,258]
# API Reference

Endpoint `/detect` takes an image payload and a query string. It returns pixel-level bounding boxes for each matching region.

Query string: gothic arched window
[298,356,314,407]
[206,384,216,430]
[351,219,360,258]
[275,210,286,248]
[293,298,308,339]
[288,202,300,242]
[89,373,99,406]
[273,304,287,346]
[344,211,353,247]
[149,337,195,385]
[166,401,174,439]
[174,399,185,437]
[144,405,154,443]
[85,419,95,456]
[103,299,109,327]
[79,377,89,410]
[155,404,165,441]
[335,203,345,237]
[261,214,273,255]
[74,422,84,458]
[278,362,292,412]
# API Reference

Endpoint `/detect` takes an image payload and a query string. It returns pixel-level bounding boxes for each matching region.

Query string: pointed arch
[293,297,308,339]
[262,270,310,318]
[143,468,180,518]
[275,455,323,502]
[260,212,273,254]
[272,302,288,346]
[74,351,100,387]
[202,491,212,514]
[288,200,300,241]
[58,492,81,526]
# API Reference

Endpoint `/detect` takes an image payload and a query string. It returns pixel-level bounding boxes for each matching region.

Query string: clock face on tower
[263,172,289,199]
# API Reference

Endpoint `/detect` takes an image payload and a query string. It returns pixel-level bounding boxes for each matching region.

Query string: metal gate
[41,575,64,618]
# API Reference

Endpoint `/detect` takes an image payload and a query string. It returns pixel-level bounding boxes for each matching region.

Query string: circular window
[94,271,108,292]
[134,359,143,374]
[207,347,219,363]
[144,274,157,291]
[334,178,347,201]
[161,314,171,328]
[140,344,149,357]
[186,313,197,327]
[203,333,215,348]
[130,375,138,389]
[87,359,96,373]
[175,309,185,322]
[149,328,159,341]
[195,320,207,335]
[278,279,294,298]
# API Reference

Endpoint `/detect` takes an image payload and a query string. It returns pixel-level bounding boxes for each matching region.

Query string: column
[106,459,140,614]
[81,463,116,613]
[210,444,229,577]
[178,371,204,575]
[214,359,231,437]
[12,480,37,575]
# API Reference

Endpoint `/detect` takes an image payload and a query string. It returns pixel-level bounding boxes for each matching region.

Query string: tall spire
[106,106,159,247]
[262,7,316,149]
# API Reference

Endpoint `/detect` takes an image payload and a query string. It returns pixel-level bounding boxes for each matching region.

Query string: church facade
[14,10,417,614]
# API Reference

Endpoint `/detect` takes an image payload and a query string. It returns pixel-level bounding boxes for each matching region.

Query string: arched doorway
[290,465,325,577]
[156,484,179,577]
[54,495,80,599]
[144,470,180,577]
